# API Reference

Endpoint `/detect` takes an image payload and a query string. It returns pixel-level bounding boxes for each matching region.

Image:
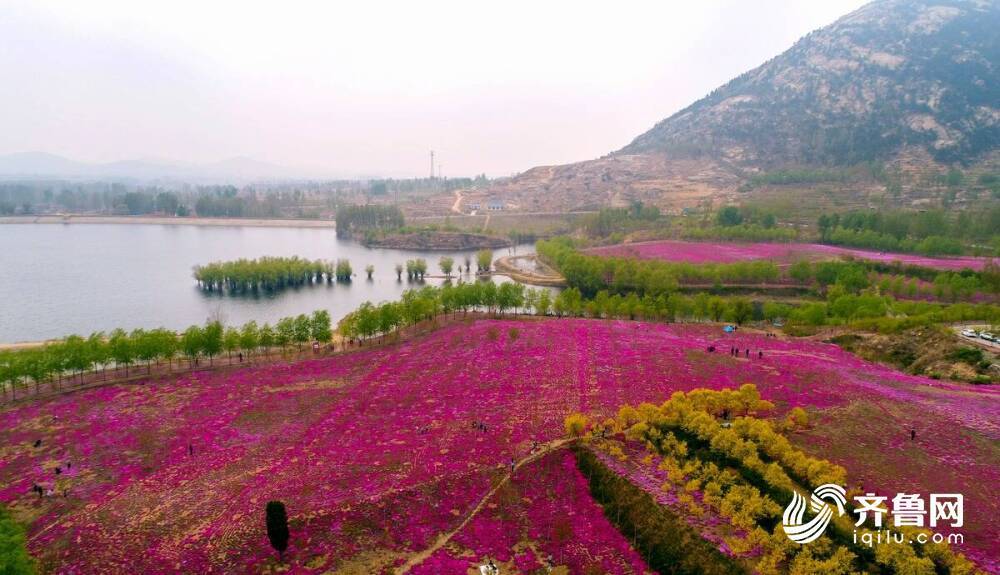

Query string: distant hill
[0,152,306,183]
[621,0,998,167]
[474,0,998,214]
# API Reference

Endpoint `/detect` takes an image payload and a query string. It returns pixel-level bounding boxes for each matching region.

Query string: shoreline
[0,214,338,229]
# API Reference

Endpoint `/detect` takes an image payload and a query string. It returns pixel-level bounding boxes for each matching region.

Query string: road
[951,323,1000,352]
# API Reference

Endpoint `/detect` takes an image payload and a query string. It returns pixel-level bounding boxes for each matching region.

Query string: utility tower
[430,150,435,179]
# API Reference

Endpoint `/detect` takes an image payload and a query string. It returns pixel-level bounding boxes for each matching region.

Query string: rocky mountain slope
[623,0,998,167]
[471,0,998,214]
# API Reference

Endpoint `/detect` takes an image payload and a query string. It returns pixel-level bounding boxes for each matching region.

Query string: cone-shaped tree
[265,501,289,561]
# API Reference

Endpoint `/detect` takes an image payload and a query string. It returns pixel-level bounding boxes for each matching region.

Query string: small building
[486,198,504,211]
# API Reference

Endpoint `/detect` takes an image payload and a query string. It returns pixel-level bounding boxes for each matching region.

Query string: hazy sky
[0,0,867,177]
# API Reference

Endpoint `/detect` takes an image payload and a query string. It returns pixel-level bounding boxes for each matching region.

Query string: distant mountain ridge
[0,152,307,183]
[621,0,999,167]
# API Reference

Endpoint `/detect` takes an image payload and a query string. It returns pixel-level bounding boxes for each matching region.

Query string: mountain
[621,0,998,167]
[0,153,308,183]
[474,0,998,214]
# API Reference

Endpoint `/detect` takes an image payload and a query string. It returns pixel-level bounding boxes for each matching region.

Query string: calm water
[0,224,536,343]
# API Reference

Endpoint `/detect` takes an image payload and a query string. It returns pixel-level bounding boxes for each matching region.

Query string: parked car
[980,332,996,342]
[960,329,978,338]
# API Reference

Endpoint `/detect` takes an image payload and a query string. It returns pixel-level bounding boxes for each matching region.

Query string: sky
[0,0,868,178]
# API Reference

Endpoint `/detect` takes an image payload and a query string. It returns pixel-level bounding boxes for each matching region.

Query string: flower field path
[396,437,573,573]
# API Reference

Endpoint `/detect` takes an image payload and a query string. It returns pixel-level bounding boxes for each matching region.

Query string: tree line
[539,238,782,296]
[817,208,1000,256]
[335,276,998,349]
[193,257,340,292]
[0,311,332,401]
[541,238,997,302]
[334,204,404,238]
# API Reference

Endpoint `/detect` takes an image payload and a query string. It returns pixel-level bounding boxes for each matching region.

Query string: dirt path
[451,190,464,214]
[481,213,491,232]
[396,437,574,574]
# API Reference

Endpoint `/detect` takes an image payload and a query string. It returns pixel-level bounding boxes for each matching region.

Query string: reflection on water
[0,223,543,342]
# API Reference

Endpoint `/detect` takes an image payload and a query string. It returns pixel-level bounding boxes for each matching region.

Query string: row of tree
[542,238,997,302]
[336,282,538,342]
[538,238,784,296]
[817,207,1000,255]
[336,276,1000,346]
[0,311,332,400]
[334,204,404,237]
[193,257,339,292]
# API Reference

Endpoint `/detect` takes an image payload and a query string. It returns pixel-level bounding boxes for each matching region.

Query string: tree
[108,328,134,377]
[716,206,742,227]
[258,324,275,356]
[394,263,403,281]
[131,329,160,374]
[202,321,224,365]
[365,264,374,280]
[707,297,726,322]
[476,250,492,273]
[292,314,311,348]
[153,328,178,371]
[310,310,332,343]
[0,505,35,574]
[223,327,240,361]
[464,255,472,273]
[439,256,454,277]
[265,501,290,561]
[728,298,754,326]
[240,321,259,359]
[275,317,295,351]
[180,325,203,367]
[536,290,552,316]
[86,331,110,378]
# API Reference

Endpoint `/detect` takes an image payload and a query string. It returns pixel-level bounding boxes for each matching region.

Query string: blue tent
[723,325,735,333]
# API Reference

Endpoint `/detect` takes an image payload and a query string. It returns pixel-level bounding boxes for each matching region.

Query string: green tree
[716,206,742,227]
[439,256,454,277]
[258,323,275,356]
[292,314,311,348]
[310,310,332,343]
[202,321,224,365]
[131,329,160,374]
[728,298,754,325]
[275,317,295,351]
[223,327,241,361]
[152,328,178,371]
[476,250,492,272]
[0,505,35,575]
[180,325,203,367]
[240,321,259,358]
[108,328,135,377]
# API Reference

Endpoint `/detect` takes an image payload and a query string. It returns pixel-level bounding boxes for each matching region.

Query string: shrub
[564,412,590,437]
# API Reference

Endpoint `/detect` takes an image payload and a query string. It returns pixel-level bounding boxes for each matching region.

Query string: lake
[0,223,538,343]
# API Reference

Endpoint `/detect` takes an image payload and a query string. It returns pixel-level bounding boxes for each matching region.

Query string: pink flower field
[2,318,998,573]
[587,240,998,271]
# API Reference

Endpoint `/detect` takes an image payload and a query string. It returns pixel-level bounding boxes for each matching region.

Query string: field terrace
[586,240,998,271]
[1,318,998,573]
